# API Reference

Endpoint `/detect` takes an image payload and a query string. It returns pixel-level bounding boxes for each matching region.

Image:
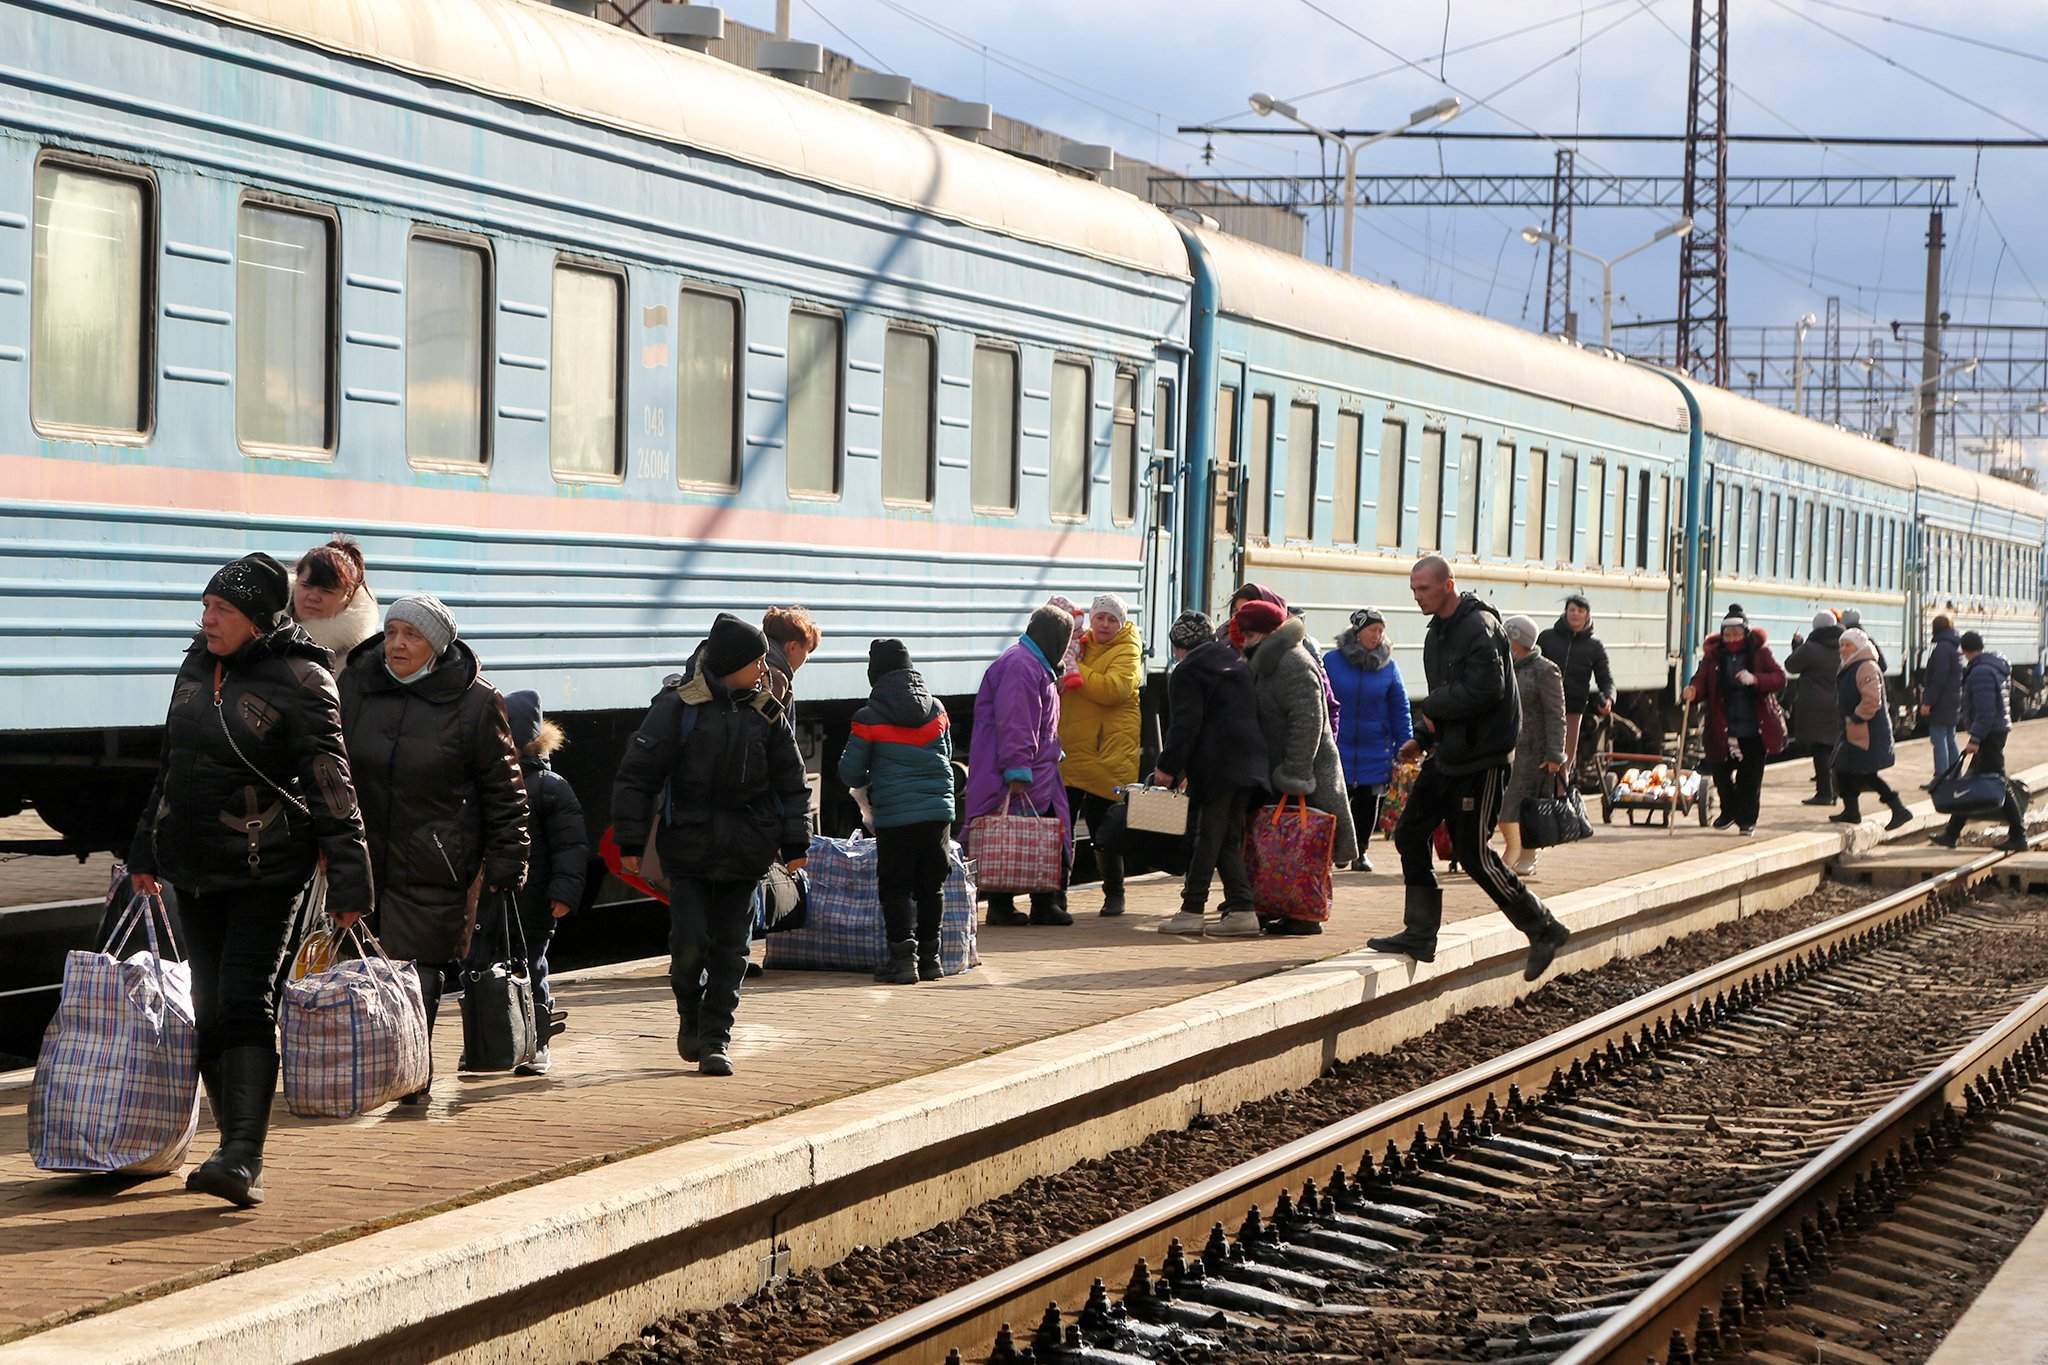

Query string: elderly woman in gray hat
[338,595,530,1104]
[1500,614,1567,877]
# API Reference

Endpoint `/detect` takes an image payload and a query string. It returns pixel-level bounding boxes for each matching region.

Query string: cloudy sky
[717,0,2047,406]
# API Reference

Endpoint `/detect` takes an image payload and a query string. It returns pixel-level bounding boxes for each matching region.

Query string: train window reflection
[787,307,843,496]
[1491,441,1515,558]
[1285,400,1317,540]
[882,327,935,506]
[678,287,740,488]
[32,159,150,436]
[406,234,490,467]
[237,201,333,454]
[1333,411,1362,544]
[1418,428,1445,552]
[1527,449,1548,561]
[549,264,623,480]
[1457,433,1481,554]
[1049,357,1091,521]
[970,343,1018,514]
[1377,417,1406,549]
[1557,453,1578,563]
[1112,370,1139,527]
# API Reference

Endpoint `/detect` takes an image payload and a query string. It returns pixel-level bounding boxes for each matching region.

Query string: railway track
[787,837,2048,1365]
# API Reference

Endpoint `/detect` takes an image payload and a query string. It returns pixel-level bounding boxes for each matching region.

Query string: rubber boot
[185,1045,275,1208]
[1522,908,1571,982]
[874,939,920,985]
[1097,851,1126,917]
[985,894,1030,927]
[1367,886,1441,963]
[1029,892,1074,926]
[915,898,944,981]
[1884,793,1913,831]
[189,1056,227,1173]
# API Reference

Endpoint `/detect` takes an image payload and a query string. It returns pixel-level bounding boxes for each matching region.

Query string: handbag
[763,833,980,973]
[458,892,540,1073]
[1246,794,1337,922]
[1523,776,1595,849]
[1928,757,2013,817]
[967,793,1065,894]
[29,893,200,1175]
[280,923,431,1117]
[1122,783,1190,836]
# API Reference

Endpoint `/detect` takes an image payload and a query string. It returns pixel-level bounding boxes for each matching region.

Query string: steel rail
[1562,901,2048,1362]
[790,838,2024,1365]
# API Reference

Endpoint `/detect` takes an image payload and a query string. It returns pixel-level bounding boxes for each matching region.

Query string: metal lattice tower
[1542,149,1576,339]
[1676,0,1730,386]
[1823,296,1842,423]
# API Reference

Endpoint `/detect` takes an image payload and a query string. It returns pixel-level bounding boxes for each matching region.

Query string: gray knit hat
[1503,614,1539,649]
[1812,609,1836,632]
[386,595,457,657]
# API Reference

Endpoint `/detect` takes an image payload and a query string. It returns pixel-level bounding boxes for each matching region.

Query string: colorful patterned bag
[1246,795,1338,922]
[966,794,1065,894]
[1379,761,1421,835]
[763,833,979,973]
[281,925,431,1118]
[29,894,200,1175]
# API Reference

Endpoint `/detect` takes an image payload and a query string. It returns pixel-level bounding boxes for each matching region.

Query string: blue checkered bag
[281,924,431,1118]
[28,894,201,1175]
[763,833,979,973]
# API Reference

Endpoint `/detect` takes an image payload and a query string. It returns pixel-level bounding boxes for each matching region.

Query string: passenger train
[2,0,2042,851]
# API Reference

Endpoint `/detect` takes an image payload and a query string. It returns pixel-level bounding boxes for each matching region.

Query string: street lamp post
[1249,92,1460,274]
[1858,353,1977,456]
[1520,220,1694,350]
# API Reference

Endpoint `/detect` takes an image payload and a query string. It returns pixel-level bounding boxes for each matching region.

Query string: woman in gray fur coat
[1234,601,1359,924]
[1499,614,1566,877]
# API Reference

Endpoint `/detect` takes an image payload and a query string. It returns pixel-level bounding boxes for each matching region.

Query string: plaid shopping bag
[765,834,981,973]
[29,894,201,1175]
[281,925,431,1118]
[1247,795,1338,923]
[966,795,1064,894]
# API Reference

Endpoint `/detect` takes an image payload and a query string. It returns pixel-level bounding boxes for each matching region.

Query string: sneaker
[1159,911,1207,935]
[677,1026,702,1064]
[1713,813,1737,830]
[698,1046,734,1077]
[1209,911,1262,937]
[1099,892,1126,918]
[1511,855,1538,878]
[514,1046,552,1077]
[1739,826,1756,837]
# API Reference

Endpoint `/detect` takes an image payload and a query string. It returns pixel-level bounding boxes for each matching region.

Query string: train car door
[1665,469,1688,686]
[1140,356,1183,661]
[1208,358,1248,617]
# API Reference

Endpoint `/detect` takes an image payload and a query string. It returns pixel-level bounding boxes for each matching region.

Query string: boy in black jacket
[465,690,587,1075]
[612,614,812,1077]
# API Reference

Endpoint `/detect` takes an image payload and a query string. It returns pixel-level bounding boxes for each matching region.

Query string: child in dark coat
[465,690,588,1076]
[839,639,956,984]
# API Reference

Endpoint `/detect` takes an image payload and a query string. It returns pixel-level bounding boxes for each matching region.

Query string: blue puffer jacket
[1960,651,2013,742]
[839,668,956,828]
[1324,629,1413,789]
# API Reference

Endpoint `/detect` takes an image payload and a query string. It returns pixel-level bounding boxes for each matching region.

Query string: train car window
[1285,400,1317,540]
[1049,357,1091,521]
[787,307,843,496]
[1155,379,1177,456]
[1217,385,1241,536]
[1834,507,1849,584]
[1556,453,1578,563]
[1491,441,1515,558]
[1456,434,1482,555]
[1528,449,1549,562]
[1636,469,1653,572]
[1111,370,1139,527]
[1727,484,1743,576]
[1244,393,1274,540]
[548,263,623,480]
[882,326,935,506]
[405,234,490,467]
[236,200,334,455]
[970,343,1019,513]
[1377,417,1406,549]
[1418,428,1446,552]
[31,158,152,437]
[1768,494,1784,577]
[1714,485,1730,573]
[678,286,741,489]
[1334,410,1363,544]
[1748,488,1763,577]
[1610,465,1626,568]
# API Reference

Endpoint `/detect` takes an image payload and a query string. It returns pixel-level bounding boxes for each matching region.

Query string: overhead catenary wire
[1800,0,2048,68]
[800,0,892,72]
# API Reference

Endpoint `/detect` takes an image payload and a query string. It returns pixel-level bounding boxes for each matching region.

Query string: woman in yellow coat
[1059,593,1142,917]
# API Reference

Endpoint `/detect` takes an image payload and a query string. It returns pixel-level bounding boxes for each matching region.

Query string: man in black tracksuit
[1369,555,1571,981]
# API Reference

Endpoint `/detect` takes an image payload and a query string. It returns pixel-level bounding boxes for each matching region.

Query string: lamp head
[1249,91,1297,120]
[1655,217,1695,243]
[1520,226,1544,245]
[1411,96,1461,124]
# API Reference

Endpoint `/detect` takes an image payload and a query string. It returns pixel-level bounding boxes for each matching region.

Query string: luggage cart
[1599,753,1712,828]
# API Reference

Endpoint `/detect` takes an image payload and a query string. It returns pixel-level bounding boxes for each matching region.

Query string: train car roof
[1686,380,2046,517]
[1188,225,1688,433]
[156,0,1191,281]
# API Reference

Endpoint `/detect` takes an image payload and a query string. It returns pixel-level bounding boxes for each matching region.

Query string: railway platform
[5,722,2048,1364]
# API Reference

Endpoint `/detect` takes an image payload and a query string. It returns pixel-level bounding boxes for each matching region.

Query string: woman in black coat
[1535,594,1613,778]
[1783,611,1844,806]
[339,595,529,1103]
[129,553,373,1208]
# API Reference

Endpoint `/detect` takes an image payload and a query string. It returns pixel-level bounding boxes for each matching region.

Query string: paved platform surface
[1927,1199,2048,1365]
[2,723,2045,1345]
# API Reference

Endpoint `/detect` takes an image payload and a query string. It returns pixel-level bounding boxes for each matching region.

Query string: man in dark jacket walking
[839,639,955,984]
[1369,556,1570,980]
[1784,611,1845,806]
[1920,616,1964,778]
[1152,611,1269,938]
[613,614,812,1076]
[1931,632,2028,850]
[1535,594,1613,780]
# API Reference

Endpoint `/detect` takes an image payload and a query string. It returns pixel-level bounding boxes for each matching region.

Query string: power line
[1800,0,2048,68]
[801,0,891,72]
[1174,129,2048,149]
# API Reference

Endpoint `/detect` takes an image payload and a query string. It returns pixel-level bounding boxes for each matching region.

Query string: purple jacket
[964,637,1071,845]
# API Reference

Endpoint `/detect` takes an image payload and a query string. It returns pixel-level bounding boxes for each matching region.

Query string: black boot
[985,894,1030,927]
[915,899,944,981]
[1884,795,1913,831]
[1367,886,1441,963]
[1029,892,1074,926]
[1097,853,1126,917]
[1523,913,1571,982]
[185,1045,275,1208]
[1829,799,1862,825]
[874,939,920,984]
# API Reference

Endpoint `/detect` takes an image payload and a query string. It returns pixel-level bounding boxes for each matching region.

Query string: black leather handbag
[1523,776,1595,850]
[458,893,538,1073]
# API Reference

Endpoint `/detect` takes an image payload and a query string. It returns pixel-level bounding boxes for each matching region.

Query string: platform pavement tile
[2,724,2044,1341]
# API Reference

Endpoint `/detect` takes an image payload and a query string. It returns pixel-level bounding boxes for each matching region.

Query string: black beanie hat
[702,612,769,679]
[868,638,914,685]
[204,552,292,632]
[1961,630,1985,653]
[1024,603,1075,668]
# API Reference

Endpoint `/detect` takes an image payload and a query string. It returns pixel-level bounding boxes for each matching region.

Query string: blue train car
[0,0,1191,845]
